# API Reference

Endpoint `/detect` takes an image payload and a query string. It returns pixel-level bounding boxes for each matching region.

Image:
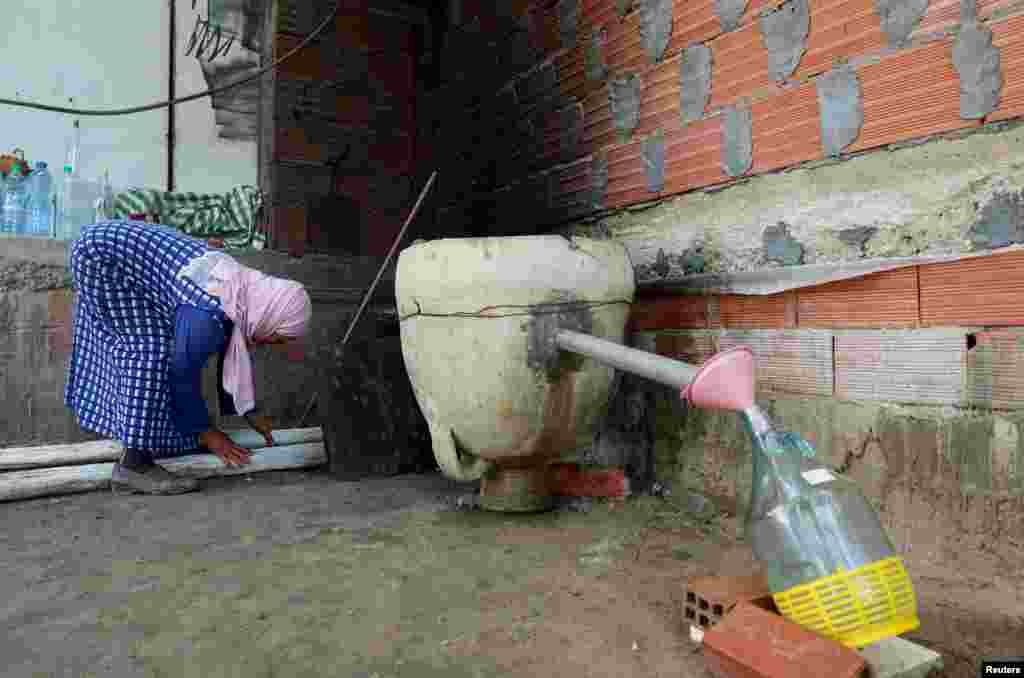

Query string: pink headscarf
[206,257,313,415]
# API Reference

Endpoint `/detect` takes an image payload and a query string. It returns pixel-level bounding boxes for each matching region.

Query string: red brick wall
[425,0,1024,230]
[268,0,421,257]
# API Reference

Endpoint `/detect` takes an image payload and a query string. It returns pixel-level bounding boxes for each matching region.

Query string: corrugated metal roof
[919,249,1024,326]
[834,329,966,405]
[797,267,919,327]
[965,330,1024,410]
[719,329,834,396]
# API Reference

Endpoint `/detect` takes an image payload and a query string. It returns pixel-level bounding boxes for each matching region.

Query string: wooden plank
[0,443,327,503]
[0,428,324,472]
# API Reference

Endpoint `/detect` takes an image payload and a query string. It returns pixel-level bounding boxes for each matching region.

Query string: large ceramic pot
[396,235,635,511]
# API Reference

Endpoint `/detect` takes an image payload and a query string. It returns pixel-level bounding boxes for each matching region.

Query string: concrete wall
[1,0,255,194]
[573,120,1024,283]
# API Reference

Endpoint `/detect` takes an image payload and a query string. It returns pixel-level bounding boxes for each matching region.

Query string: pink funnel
[683,346,756,412]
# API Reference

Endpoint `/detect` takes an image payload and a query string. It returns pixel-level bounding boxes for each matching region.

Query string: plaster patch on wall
[642,129,666,193]
[952,17,1003,120]
[679,44,713,124]
[601,123,1024,275]
[592,153,610,211]
[586,27,609,82]
[762,222,805,265]
[838,225,880,250]
[609,73,643,143]
[873,0,929,48]
[816,64,863,157]
[714,0,750,32]
[759,0,810,82]
[559,0,580,50]
[967,178,1024,248]
[640,0,674,64]
[721,106,753,178]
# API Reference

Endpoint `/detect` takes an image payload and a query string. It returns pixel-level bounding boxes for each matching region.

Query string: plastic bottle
[740,405,919,647]
[58,119,83,240]
[0,178,6,236]
[27,162,53,236]
[96,170,114,221]
[2,171,30,235]
[64,120,81,179]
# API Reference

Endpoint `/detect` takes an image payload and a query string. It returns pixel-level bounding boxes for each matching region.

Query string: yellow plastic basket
[772,556,920,648]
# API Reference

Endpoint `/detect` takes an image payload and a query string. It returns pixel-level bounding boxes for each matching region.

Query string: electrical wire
[0,0,342,117]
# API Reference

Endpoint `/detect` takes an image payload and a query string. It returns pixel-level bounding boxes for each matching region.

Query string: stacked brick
[267,0,422,257]
[631,249,1024,414]
[427,0,1024,234]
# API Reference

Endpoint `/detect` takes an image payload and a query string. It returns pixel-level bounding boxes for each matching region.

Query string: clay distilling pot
[396,235,635,511]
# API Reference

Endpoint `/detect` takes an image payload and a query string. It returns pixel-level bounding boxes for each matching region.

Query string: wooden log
[0,442,327,503]
[0,427,324,472]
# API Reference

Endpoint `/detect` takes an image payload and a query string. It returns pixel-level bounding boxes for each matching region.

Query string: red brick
[632,295,709,330]
[719,294,790,329]
[703,603,867,678]
[550,464,629,498]
[682,574,774,630]
[274,206,308,258]
[797,267,919,328]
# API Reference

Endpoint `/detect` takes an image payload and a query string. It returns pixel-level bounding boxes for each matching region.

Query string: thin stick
[338,170,436,351]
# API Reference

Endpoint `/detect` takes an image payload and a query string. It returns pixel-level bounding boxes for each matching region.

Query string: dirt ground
[1,469,1020,678]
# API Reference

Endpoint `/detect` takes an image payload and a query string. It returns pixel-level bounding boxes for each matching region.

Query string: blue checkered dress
[64,220,225,456]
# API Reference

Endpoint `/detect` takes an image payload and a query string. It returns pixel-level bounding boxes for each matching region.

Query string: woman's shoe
[111,462,200,495]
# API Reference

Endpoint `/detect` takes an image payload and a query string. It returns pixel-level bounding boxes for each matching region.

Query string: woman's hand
[245,412,276,447]
[199,429,252,468]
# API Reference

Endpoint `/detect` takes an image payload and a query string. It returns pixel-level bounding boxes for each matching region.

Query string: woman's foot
[111,461,199,495]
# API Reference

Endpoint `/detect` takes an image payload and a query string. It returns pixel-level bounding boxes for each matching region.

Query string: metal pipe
[555,329,700,390]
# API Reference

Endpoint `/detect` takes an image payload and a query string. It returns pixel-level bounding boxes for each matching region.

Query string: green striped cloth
[111,185,267,250]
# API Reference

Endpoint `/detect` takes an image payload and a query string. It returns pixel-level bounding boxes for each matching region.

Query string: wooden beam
[0,428,324,472]
[0,442,327,503]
